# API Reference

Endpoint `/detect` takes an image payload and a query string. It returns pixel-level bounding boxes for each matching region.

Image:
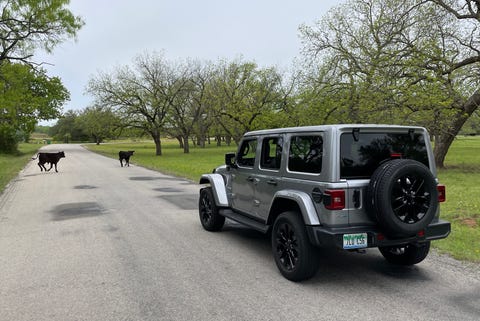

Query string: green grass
[436,136,480,262]
[0,143,40,191]
[85,140,237,181]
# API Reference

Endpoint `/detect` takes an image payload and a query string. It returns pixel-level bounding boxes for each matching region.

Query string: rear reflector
[324,189,345,210]
[437,184,446,202]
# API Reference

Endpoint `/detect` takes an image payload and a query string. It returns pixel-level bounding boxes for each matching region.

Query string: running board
[219,209,270,234]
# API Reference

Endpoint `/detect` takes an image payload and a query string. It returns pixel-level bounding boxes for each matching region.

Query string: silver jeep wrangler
[198,124,451,281]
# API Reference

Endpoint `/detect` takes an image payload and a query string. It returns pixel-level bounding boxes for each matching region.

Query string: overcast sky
[37,0,343,124]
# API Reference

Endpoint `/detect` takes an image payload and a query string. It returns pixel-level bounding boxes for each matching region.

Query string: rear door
[253,136,284,221]
[340,129,430,225]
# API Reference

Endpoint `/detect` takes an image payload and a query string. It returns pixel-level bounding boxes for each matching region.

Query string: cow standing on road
[32,151,66,172]
[119,150,135,167]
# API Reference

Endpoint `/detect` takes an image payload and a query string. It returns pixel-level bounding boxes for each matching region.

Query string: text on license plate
[343,233,368,249]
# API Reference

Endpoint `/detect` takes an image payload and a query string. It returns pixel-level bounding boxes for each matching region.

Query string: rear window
[340,132,429,179]
[288,135,323,174]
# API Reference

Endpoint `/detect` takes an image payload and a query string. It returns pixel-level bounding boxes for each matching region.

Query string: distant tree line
[49,107,123,144]
[85,54,292,155]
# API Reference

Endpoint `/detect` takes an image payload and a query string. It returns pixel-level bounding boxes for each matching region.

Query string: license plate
[343,233,368,249]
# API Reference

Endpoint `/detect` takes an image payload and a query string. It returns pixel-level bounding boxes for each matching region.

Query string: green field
[86,140,236,181]
[1,137,479,262]
[436,137,480,261]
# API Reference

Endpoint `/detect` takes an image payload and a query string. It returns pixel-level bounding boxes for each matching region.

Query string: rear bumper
[306,219,451,249]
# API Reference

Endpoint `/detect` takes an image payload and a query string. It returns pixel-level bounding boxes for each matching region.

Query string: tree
[87,52,176,156]
[425,0,480,166]
[50,109,88,142]
[76,106,121,144]
[160,59,197,154]
[209,60,285,143]
[0,62,69,151]
[299,0,480,167]
[0,0,84,65]
[0,0,83,152]
[165,60,217,153]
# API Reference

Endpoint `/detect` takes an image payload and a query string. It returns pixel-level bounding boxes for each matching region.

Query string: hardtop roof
[243,124,426,137]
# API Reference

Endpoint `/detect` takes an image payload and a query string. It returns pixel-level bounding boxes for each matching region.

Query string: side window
[237,138,257,167]
[260,137,283,170]
[288,135,323,174]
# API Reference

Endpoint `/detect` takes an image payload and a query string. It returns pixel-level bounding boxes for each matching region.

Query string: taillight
[324,189,345,210]
[437,184,446,202]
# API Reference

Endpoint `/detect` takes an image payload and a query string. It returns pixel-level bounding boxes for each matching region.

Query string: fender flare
[199,174,229,207]
[272,190,321,225]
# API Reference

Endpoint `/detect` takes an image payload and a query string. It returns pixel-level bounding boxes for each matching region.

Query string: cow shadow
[22,173,47,178]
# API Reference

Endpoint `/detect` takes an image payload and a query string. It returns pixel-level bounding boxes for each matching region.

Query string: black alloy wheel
[272,211,319,281]
[198,187,225,231]
[275,221,299,271]
[391,174,431,224]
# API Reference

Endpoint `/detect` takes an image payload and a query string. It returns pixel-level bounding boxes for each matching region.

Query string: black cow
[32,151,66,172]
[119,150,135,167]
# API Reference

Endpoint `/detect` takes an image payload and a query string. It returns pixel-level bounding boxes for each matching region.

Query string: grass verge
[436,136,480,262]
[0,144,40,192]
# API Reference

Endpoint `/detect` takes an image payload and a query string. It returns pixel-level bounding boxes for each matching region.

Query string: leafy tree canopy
[0,62,69,151]
[0,0,84,65]
[0,0,83,152]
[298,0,480,167]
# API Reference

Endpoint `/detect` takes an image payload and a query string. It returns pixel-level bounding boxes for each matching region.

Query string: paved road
[0,144,479,321]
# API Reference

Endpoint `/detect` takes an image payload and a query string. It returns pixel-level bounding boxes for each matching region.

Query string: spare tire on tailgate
[366,159,438,237]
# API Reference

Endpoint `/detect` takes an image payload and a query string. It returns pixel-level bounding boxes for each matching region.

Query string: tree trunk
[197,135,205,148]
[176,135,183,149]
[183,135,190,153]
[434,89,480,168]
[151,131,162,156]
[434,134,455,168]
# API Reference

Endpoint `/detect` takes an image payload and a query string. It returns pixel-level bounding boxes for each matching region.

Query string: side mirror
[225,152,237,168]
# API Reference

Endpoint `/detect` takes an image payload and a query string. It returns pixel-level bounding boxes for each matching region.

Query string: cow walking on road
[119,150,135,167]
[32,151,66,172]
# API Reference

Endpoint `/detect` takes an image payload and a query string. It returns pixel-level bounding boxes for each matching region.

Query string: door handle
[267,180,278,186]
[247,176,260,184]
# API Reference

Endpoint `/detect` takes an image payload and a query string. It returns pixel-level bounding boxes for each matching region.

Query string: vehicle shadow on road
[218,221,433,285]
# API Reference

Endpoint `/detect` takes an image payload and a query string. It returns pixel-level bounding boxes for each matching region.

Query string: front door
[230,138,258,215]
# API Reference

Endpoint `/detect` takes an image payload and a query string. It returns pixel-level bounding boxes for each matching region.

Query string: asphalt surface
[0,144,479,321]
